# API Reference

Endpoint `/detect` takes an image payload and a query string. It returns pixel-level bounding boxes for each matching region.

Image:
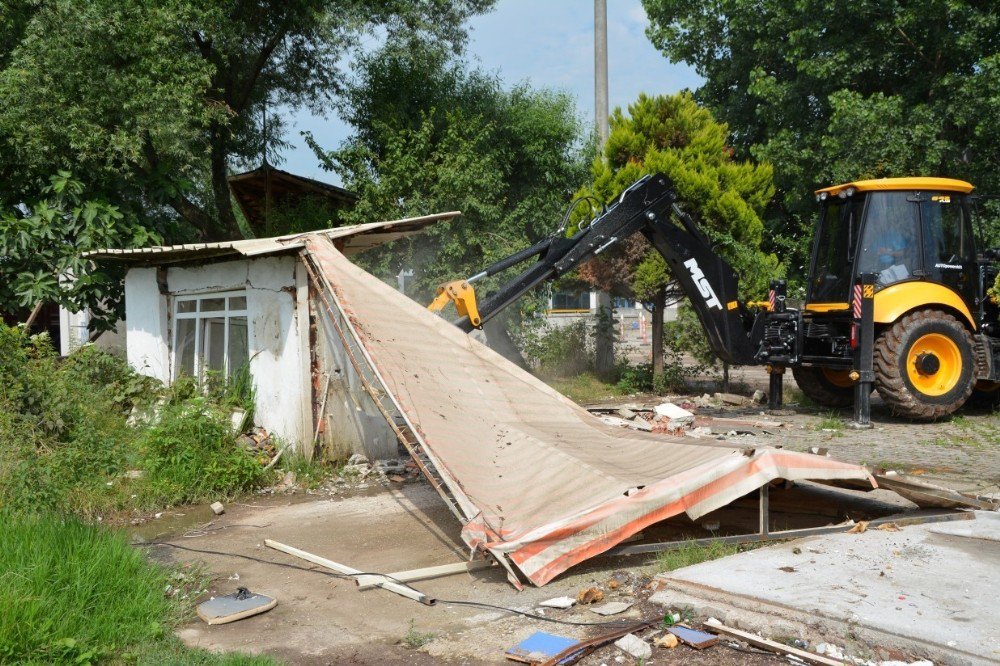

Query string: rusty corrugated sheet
[304,235,875,586]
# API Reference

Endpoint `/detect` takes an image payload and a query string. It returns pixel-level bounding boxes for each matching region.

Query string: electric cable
[141,541,637,627]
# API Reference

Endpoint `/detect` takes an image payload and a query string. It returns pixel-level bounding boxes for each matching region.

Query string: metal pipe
[265,539,435,605]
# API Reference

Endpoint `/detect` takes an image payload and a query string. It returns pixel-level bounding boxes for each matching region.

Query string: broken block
[653,402,695,428]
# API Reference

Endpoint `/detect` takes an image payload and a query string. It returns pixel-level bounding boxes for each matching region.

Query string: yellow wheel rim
[906,333,962,397]
[821,368,855,388]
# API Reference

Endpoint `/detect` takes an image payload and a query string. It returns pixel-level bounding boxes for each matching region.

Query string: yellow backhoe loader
[430,174,1000,422]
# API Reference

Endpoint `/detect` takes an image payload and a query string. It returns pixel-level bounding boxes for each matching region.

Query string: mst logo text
[683,258,722,310]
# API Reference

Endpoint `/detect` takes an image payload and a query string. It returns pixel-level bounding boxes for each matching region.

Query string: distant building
[543,286,678,346]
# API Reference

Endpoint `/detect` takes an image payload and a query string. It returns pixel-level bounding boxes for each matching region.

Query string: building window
[172,292,249,380]
[550,290,592,311]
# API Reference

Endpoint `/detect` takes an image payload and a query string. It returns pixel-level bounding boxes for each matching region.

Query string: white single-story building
[84,214,458,460]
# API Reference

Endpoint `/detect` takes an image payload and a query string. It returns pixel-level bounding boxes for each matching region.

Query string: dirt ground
[147,373,998,664]
[679,364,1000,497]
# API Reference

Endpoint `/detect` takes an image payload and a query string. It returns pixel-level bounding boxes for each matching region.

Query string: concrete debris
[576,587,604,604]
[686,425,713,438]
[654,633,679,649]
[647,591,672,607]
[693,393,718,408]
[617,407,637,420]
[346,453,369,466]
[538,596,576,609]
[588,602,633,616]
[815,643,847,661]
[653,402,695,428]
[715,392,748,405]
[614,633,652,661]
[210,501,225,515]
[375,459,407,475]
[599,415,652,432]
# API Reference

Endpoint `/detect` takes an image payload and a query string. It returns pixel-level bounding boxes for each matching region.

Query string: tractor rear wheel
[792,366,854,408]
[874,310,975,420]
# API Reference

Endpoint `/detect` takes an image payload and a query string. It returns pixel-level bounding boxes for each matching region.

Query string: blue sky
[278,0,702,183]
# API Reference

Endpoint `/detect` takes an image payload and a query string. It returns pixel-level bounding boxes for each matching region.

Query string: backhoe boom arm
[432,173,766,365]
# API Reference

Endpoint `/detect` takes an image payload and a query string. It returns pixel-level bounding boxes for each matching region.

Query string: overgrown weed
[0,324,271,518]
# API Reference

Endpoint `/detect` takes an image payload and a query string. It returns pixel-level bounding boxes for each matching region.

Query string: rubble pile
[589,389,782,441]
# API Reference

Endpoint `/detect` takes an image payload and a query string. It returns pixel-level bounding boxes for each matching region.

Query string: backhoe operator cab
[794,177,999,419]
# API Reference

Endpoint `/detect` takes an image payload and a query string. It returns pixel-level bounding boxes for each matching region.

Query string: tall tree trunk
[208,125,241,241]
[594,291,614,379]
[22,301,44,333]
[651,286,666,382]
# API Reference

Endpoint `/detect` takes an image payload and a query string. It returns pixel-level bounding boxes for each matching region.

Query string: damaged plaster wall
[311,293,398,461]
[124,256,312,453]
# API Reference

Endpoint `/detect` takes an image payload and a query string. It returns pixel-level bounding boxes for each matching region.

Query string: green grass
[400,619,436,649]
[278,452,340,489]
[0,512,276,665]
[545,371,624,404]
[813,411,845,435]
[656,540,741,572]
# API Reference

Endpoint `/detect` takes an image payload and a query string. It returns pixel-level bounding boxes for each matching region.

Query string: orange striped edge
[497,452,872,586]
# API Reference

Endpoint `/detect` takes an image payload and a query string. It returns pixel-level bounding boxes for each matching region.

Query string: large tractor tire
[792,366,855,408]
[874,310,975,420]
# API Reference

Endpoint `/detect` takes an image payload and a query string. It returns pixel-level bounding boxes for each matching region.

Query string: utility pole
[594,0,614,378]
[594,0,609,146]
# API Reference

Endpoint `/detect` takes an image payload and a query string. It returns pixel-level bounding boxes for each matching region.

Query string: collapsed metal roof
[84,212,460,266]
[303,234,876,588]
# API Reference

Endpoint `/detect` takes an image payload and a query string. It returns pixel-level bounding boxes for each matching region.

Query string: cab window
[920,193,974,269]
[857,192,921,287]
[809,197,862,302]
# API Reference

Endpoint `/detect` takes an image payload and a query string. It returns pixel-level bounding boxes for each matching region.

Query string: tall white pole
[594,0,613,378]
[594,0,609,147]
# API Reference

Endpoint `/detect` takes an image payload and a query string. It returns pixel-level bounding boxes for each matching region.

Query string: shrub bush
[0,323,268,517]
[523,319,594,377]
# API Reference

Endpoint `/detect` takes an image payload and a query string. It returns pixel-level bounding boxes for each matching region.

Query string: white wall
[125,268,170,378]
[58,307,127,356]
[124,256,313,453]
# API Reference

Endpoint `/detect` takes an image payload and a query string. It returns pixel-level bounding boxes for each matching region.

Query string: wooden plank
[264,539,432,605]
[356,559,494,591]
[705,620,844,666]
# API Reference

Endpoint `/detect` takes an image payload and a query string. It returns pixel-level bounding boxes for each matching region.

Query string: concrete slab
[655,511,1000,665]
[929,510,1000,543]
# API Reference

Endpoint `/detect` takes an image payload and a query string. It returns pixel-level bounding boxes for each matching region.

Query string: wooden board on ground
[705,620,843,666]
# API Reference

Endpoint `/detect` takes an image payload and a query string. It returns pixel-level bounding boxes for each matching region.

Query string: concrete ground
[149,480,974,665]
[152,484,675,664]
[656,511,1000,666]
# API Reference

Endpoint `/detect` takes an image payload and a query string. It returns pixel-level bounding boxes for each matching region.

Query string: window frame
[171,290,249,381]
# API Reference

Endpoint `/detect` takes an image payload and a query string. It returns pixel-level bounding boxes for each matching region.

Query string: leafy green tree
[0,173,157,332]
[0,0,494,242]
[642,0,1000,284]
[574,93,777,380]
[307,40,590,306]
